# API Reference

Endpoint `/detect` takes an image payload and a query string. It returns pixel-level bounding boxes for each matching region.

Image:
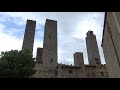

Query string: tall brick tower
[42,19,58,68]
[22,19,36,53]
[85,30,101,66]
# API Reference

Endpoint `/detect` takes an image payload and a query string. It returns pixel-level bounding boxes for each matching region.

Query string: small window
[96,62,99,64]
[54,71,58,76]
[90,31,93,34]
[95,58,100,64]
[51,59,53,62]
[101,72,104,76]
[68,70,72,74]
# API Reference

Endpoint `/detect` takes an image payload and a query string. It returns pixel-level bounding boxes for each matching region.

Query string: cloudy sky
[0,12,105,65]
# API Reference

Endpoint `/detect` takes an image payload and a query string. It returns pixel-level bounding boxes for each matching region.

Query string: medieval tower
[86,31,101,66]
[42,19,58,69]
[22,19,36,53]
[36,48,43,63]
[74,52,84,67]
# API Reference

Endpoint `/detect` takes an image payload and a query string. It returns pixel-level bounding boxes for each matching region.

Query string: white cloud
[0,26,22,52]
[0,12,105,65]
[0,24,43,58]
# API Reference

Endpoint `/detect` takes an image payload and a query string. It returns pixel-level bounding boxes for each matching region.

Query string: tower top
[46,19,57,22]
[74,52,83,55]
[27,19,36,22]
[26,19,36,27]
[86,30,94,36]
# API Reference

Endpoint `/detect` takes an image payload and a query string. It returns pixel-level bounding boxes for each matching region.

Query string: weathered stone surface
[22,19,36,52]
[102,12,120,78]
[29,19,108,78]
[32,63,58,78]
[42,19,58,69]
[36,48,43,63]
[74,52,84,67]
[86,31,101,66]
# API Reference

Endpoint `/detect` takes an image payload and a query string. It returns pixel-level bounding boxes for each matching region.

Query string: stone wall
[84,64,108,78]
[57,64,108,78]
[102,12,120,78]
[32,63,58,78]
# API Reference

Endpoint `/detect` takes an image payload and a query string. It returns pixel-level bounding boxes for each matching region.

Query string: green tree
[0,49,36,78]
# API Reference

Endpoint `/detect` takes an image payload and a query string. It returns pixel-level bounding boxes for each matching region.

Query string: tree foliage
[0,49,36,78]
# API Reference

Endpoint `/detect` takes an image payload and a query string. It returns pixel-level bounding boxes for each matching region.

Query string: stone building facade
[101,12,120,78]
[30,19,108,78]
[33,57,108,78]
[57,64,107,78]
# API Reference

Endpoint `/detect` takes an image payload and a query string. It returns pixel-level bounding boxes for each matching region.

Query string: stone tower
[36,48,43,63]
[22,19,36,52]
[74,52,84,67]
[85,31,101,66]
[42,19,58,68]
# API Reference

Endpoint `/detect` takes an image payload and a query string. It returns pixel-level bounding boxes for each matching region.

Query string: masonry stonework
[42,19,58,69]
[102,12,120,78]
[22,19,36,52]
[74,52,84,67]
[86,31,101,66]
[36,48,43,63]
[21,19,108,78]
